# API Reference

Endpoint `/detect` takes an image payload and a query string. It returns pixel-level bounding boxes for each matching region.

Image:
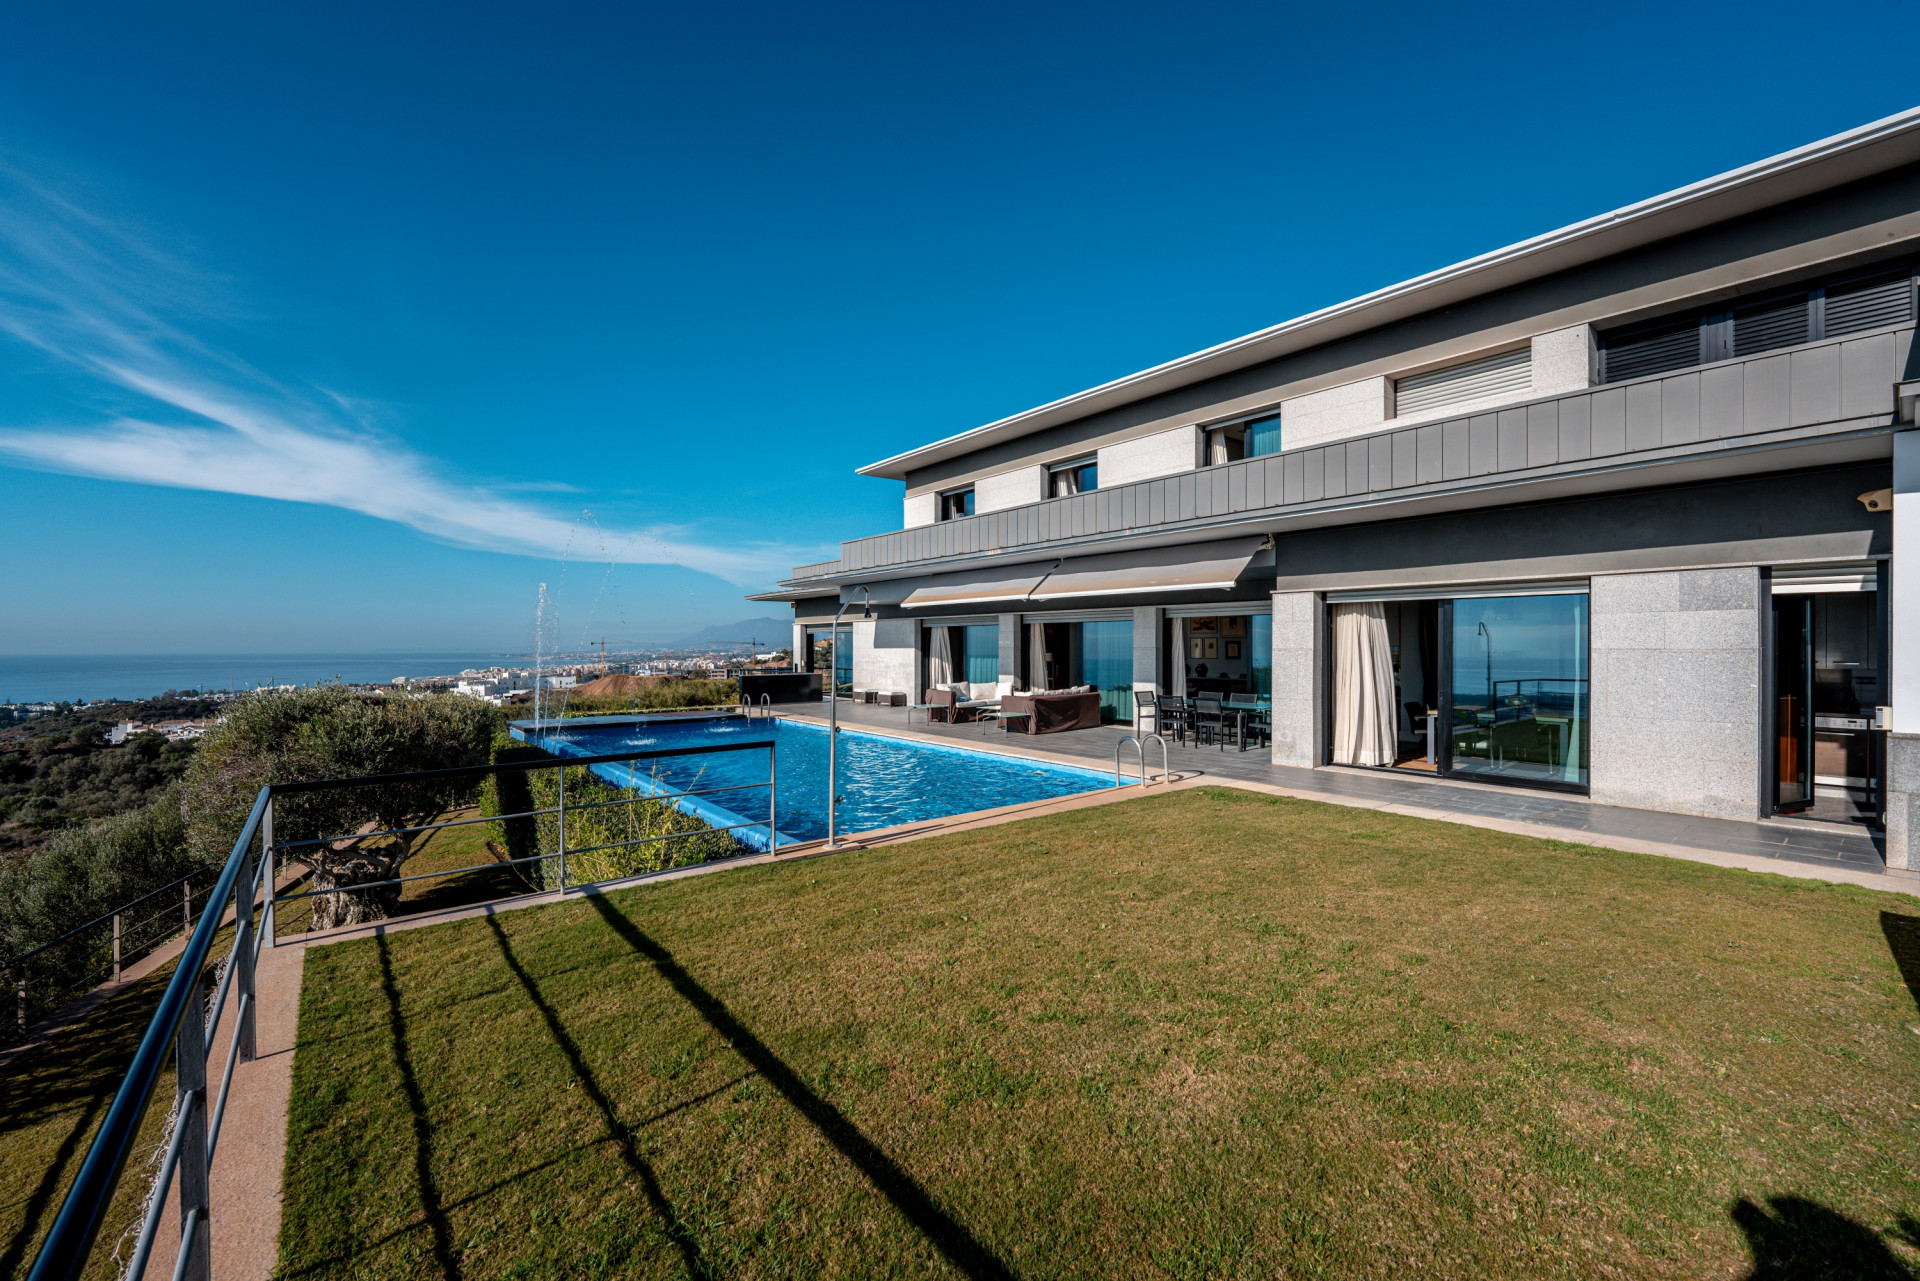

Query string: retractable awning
[1026,537,1266,601]
[900,562,1057,609]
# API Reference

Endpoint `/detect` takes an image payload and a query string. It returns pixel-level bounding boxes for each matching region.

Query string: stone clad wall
[1269,590,1323,768]
[1589,568,1763,821]
[852,617,919,697]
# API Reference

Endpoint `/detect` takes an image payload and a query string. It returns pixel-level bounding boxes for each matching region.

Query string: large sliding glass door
[1328,590,1589,793]
[1077,619,1134,723]
[1447,595,1588,788]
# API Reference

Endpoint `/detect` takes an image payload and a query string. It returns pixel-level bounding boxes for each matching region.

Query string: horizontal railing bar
[272,850,562,903]
[558,819,771,859]
[268,739,772,796]
[271,777,773,851]
[5,871,207,969]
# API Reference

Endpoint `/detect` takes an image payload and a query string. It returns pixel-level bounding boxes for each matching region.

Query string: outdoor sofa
[1000,688,1101,735]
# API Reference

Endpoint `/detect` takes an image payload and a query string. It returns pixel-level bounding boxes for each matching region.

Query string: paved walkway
[808,699,1900,889]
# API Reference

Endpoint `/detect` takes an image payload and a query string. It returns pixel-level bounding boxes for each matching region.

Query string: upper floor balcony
[779,322,1916,590]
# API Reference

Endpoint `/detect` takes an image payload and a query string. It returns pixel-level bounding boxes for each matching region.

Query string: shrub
[182,686,494,930]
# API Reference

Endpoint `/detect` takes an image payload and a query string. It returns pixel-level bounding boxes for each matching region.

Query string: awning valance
[900,563,1055,610]
[1026,538,1266,601]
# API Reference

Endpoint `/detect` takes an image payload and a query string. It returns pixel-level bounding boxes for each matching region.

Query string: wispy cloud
[0,166,805,585]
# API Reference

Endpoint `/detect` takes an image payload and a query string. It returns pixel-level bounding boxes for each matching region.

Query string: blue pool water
[513,715,1123,850]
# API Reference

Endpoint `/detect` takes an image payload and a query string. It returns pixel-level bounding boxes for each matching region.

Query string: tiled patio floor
[805,698,1887,877]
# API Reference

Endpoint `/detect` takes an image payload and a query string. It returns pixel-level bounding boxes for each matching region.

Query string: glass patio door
[1772,595,1814,812]
[1445,595,1589,788]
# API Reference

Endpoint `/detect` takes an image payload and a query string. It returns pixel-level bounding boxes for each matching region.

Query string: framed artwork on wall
[1188,616,1218,635]
[1225,640,1242,659]
[1203,637,1218,659]
[1221,615,1247,638]
[1189,638,1205,659]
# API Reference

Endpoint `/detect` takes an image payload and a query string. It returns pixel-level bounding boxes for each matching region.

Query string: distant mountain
[670,618,793,650]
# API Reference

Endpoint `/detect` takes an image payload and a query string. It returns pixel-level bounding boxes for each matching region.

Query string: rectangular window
[1601,259,1917,383]
[1393,346,1532,418]
[1049,457,1097,497]
[938,488,974,521]
[1206,424,1245,466]
[1246,414,1281,458]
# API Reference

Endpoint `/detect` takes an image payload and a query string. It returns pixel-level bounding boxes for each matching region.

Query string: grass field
[278,786,1920,1279]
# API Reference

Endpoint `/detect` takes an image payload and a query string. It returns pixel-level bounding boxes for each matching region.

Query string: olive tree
[181,685,494,930]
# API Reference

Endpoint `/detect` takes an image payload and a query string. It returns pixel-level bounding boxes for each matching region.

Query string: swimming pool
[512,715,1123,850]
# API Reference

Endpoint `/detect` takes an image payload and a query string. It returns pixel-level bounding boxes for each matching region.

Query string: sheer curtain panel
[1331,602,1396,766]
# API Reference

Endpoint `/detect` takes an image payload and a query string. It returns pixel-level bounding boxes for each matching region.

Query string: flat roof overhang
[857,109,1920,482]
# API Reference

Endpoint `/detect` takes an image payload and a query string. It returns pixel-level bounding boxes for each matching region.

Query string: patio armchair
[1155,695,1193,746]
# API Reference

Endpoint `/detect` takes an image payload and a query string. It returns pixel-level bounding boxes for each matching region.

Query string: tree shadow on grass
[1732,1196,1915,1279]
[375,934,460,1281]
[481,915,707,1278]
[583,891,1018,1281]
[1879,912,1920,1012]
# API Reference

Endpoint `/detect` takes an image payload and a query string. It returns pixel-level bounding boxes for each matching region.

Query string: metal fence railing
[27,737,777,1281]
[7,871,219,1039]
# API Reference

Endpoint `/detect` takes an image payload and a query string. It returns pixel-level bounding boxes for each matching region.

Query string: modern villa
[753,109,1920,870]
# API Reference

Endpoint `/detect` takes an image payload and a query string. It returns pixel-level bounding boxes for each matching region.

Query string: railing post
[556,764,568,890]
[112,913,122,983]
[15,973,23,1033]
[263,798,277,949]
[183,876,192,932]
[236,826,258,1063]
[768,744,778,854]
[175,994,211,1281]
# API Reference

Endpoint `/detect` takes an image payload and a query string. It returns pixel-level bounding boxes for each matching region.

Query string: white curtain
[1028,621,1045,691]
[929,626,952,689]
[1332,602,1396,767]
[1169,618,1187,697]
[1052,468,1080,497]
[1206,430,1228,466]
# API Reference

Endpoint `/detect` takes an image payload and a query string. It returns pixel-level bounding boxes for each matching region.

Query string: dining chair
[1194,692,1231,750]
[1155,695,1192,746]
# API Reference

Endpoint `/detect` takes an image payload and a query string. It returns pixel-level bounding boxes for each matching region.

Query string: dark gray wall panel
[1498,408,1527,471]
[1662,372,1701,445]
[1626,382,1662,450]
[1744,354,1790,432]
[1303,449,1324,501]
[1592,387,1626,455]
[1790,345,1840,426]
[1416,423,1443,483]
[1527,402,1559,467]
[1470,414,1498,475]
[1700,365,1743,439]
[1393,430,1417,487]
[1443,418,1470,479]
[1841,331,1896,418]
[1369,435,1392,490]
[1560,395,1593,460]
[1347,441,1371,494]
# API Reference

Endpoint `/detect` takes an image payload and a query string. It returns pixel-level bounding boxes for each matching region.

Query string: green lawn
[279,787,1920,1279]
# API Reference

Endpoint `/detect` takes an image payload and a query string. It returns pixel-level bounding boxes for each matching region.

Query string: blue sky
[0,1,1910,654]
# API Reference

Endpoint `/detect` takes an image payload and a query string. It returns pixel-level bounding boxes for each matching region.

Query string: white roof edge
[857,106,1920,481]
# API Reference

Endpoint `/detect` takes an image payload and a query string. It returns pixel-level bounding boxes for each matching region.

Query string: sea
[0,653,542,705]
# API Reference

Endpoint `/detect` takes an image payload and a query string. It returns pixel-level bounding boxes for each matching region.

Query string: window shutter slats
[1394,346,1531,417]
[1824,269,1914,337]
[1732,294,1810,357]
[1602,319,1700,383]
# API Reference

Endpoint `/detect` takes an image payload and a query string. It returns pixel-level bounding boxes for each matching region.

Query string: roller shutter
[1393,347,1531,417]
[1824,267,1915,337]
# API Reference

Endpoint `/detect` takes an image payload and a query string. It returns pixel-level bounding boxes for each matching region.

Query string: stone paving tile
[821,701,1885,874]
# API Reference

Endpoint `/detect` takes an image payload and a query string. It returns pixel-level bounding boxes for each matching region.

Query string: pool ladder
[742,693,773,720]
[1114,734,1171,787]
